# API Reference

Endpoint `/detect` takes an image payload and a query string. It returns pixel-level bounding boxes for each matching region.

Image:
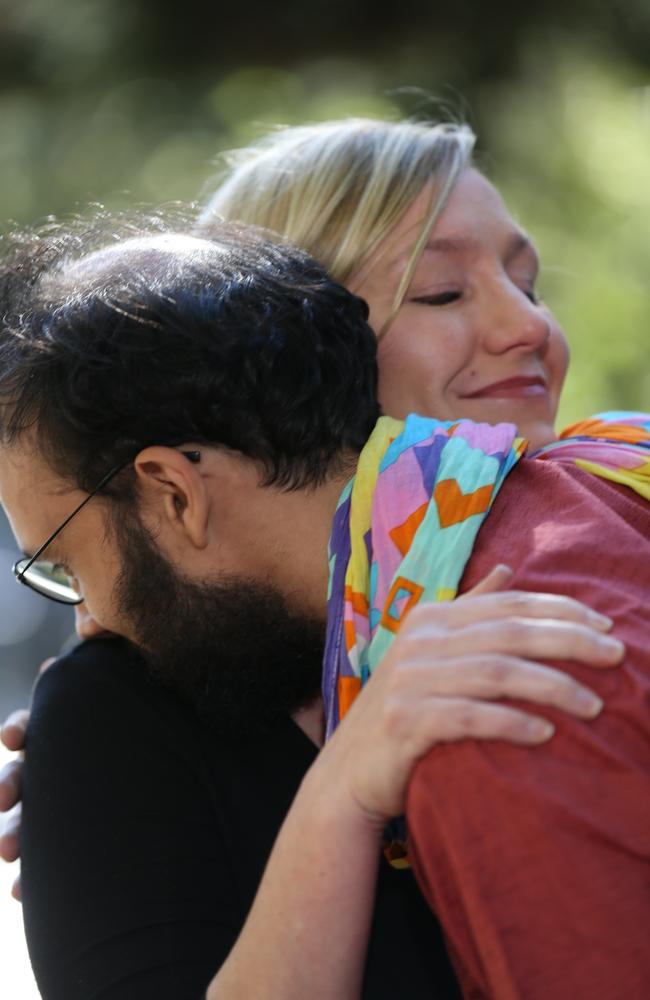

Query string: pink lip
[462,376,548,400]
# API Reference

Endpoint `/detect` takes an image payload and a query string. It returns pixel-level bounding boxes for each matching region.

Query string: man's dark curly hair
[0,212,379,495]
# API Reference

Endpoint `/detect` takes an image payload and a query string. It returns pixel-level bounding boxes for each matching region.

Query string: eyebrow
[425,232,537,262]
[391,231,539,275]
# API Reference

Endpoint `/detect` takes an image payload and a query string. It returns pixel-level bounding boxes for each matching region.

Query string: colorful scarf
[535,411,650,501]
[323,416,526,740]
[322,411,650,862]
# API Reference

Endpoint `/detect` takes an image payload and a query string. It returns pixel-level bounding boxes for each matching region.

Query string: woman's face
[352,169,569,450]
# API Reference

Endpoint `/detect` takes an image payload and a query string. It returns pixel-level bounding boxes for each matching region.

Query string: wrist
[300,745,387,841]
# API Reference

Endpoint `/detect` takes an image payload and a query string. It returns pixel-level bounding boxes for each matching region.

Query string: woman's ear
[133,446,209,550]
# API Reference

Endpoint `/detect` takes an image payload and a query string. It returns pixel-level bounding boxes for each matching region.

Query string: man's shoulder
[464,457,650,596]
[32,637,174,724]
[482,457,648,547]
[27,637,208,780]
[502,456,649,523]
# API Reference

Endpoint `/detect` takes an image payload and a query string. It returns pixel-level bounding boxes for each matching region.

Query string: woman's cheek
[376,333,423,417]
[547,324,570,410]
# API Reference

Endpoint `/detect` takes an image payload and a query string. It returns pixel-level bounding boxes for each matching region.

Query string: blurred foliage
[0,0,648,427]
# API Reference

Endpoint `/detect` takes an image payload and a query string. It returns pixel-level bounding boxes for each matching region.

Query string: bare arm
[207,570,622,1000]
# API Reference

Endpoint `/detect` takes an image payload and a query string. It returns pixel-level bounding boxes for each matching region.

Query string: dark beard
[112,515,325,741]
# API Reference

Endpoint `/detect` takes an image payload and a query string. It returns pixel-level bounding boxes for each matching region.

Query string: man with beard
[0,221,648,1000]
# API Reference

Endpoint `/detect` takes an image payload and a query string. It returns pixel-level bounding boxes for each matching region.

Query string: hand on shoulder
[312,565,623,828]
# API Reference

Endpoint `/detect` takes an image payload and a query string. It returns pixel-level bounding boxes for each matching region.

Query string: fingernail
[589,611,613,631]
[530,719,555,742]
[575,690,603,717]
[599,635,625,658]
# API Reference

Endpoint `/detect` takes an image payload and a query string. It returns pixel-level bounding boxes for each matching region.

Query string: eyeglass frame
[12,448,201,605]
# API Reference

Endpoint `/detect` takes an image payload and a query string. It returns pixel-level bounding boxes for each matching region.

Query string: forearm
[207,751,382,1000]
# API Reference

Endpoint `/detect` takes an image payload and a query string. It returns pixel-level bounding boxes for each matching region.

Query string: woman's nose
[480,283,550,356]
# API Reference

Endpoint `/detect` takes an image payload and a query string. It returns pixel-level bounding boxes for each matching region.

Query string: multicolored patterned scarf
[535,412,650,501]
[323,415,527,740]
[322,410,650,865]
[323,410,650,736]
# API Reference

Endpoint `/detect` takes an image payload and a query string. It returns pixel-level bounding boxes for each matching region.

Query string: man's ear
[133,446,209,550]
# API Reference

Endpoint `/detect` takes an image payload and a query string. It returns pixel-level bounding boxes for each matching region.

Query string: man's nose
[480,282,550,356]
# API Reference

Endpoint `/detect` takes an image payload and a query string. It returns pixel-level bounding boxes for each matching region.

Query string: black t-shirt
[22,638,460,999]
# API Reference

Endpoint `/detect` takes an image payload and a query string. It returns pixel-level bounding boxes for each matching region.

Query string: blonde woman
[200,118,566,453]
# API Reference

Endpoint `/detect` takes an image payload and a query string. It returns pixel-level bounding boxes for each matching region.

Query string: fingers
[0,804,21,863]
[401,655,603,719]
[0,760,22,813]
[427,617,624,667]
[11,872,21,902]
[464,563,513,596]
[409,589,613,633]
[411,697,555,747]
[1,710,28,752]
[400,609,623,670]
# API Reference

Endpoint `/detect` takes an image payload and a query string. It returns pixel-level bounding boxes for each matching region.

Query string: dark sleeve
[22,638,244,1000]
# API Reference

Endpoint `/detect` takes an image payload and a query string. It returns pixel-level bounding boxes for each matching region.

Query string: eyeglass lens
[13,557,83,605]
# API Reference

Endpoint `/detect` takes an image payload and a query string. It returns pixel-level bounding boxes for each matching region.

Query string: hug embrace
[0,117,649,1000]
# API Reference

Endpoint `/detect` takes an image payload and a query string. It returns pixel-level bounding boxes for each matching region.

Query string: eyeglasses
[12,449,201,605]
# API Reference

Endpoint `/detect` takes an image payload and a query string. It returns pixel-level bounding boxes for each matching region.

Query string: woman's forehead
[356,169,535,294]
[400,171,520,252]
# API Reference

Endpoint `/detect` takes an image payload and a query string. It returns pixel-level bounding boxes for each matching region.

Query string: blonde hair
[200,118,475,336]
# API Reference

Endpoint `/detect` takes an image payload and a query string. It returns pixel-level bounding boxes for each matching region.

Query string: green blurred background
[0,0,650,708]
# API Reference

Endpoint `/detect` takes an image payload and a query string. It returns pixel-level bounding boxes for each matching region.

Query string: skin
[0,441,339,641]
[354,169,569,451]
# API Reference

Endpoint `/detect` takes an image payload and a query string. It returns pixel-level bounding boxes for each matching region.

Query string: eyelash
[411,291,462,307]
[412,285,541,308]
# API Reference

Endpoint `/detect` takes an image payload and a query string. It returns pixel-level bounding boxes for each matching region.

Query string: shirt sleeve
[22,638,244,1000]
[406,462,650,1000]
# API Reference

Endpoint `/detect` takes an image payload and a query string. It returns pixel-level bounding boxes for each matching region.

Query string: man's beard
[112,514,326,741]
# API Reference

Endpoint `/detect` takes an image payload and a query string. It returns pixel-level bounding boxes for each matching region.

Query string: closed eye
[410,291,462,306]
